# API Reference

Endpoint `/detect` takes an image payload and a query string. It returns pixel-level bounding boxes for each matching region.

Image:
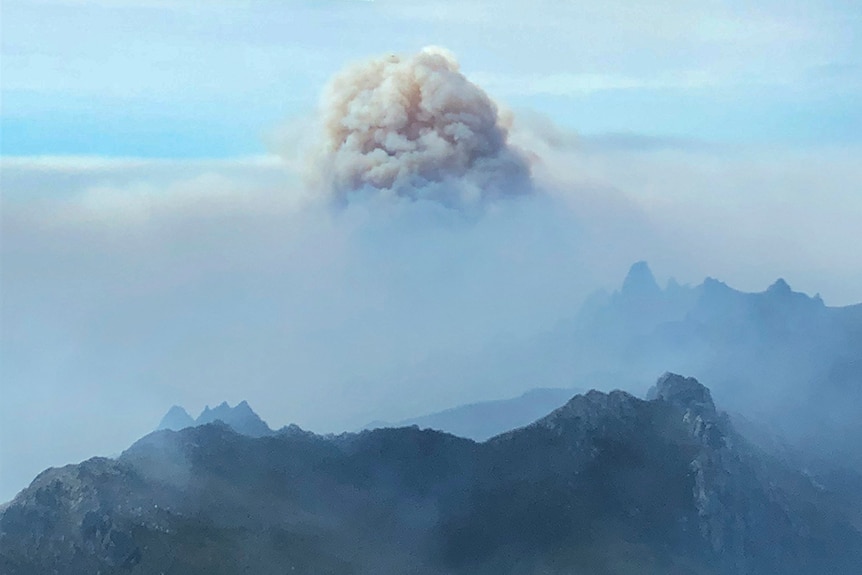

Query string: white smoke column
[311,47,532,206]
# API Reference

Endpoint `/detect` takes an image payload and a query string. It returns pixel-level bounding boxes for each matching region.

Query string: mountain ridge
[3,374,860,574]
[365,387,581,441]
[156,400,274,438]
[381,262,862,472]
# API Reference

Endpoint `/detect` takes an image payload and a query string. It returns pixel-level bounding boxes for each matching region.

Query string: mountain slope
[3,375,860,575]
[367,387,581,441]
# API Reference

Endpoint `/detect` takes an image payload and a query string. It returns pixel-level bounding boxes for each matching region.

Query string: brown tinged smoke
[309,47,532,206]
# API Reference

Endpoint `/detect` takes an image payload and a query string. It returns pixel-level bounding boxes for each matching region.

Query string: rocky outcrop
[0,458,155,573]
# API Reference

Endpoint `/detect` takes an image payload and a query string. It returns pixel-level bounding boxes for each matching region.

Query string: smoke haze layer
[2,43,862,504]
[311,47,532,206]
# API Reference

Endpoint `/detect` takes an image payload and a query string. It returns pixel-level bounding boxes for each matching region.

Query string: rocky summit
[157,400,274,438]
[2,375,861,575]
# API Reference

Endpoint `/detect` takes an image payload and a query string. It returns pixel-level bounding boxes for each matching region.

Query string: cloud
[308,47,532,206]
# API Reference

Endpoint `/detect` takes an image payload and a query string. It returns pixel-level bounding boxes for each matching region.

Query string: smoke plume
[310,47,532,206]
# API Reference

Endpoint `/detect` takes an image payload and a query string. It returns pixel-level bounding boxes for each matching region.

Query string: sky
[1,0,861,502]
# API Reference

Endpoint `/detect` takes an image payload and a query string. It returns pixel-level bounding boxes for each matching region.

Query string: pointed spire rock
[193,401,274,437]
[620,261,661,299]
[157,405,195,431]
[767,278,792,294]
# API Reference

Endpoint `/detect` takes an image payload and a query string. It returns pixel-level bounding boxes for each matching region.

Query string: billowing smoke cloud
[310,47,532,206]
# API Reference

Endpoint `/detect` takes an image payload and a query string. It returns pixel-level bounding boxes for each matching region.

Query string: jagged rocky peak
[620,260,661,299]
[196,400,273,437]
[234,400,256,415]
[767,277,792,294]
[762,277,825,310]
[647,372,715,415]
[155,400,274,437]
[526,388,643,439]
[156,405,194,431]
[197,401,232,424]
[534,374,720,438]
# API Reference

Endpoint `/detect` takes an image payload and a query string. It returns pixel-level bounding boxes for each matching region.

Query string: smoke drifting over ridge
[310,47,532,205]
[4,39,862,504]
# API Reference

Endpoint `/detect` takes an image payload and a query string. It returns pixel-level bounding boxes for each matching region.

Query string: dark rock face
[3,375,861,575]
[647,372,716,415]
[0,458,154,574]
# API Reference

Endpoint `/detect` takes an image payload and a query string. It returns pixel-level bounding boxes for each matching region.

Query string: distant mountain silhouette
[156,405,194,431]
[3,374,860,574]
[620,259,662,299]
[367,387,581,441]
[386,262,862,471]
[157,400,273,438]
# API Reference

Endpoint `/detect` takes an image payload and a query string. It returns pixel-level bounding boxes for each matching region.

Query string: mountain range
[153,263,861,472]
[157,401,274,438]
[4,262,861,573]
[3,374,861,574]
[381,262,862,470]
